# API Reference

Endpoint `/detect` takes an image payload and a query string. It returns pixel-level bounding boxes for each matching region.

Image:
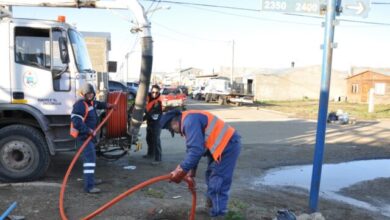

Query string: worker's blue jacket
[179,112,240,172]
[71,99,107,139]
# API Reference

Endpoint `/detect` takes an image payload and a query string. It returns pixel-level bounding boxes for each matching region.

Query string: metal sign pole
[309,0,337,212]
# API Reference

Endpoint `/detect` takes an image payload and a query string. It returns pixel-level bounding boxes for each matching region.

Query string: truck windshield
[68,29,93,72]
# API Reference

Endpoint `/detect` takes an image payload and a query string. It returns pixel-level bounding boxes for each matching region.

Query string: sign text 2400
[295,3,319,13]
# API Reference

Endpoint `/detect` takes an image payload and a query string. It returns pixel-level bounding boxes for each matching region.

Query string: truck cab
[0,16,97,181]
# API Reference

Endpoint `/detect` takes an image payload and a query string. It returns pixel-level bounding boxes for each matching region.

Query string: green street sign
[341,0,371,18]
[260,0,326,14]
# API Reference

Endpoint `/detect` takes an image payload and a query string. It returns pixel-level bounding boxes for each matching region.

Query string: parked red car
[160,87,186,111]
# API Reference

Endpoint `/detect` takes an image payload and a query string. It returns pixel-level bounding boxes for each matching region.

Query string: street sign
[341,0,371,18]
[260,0,326,15]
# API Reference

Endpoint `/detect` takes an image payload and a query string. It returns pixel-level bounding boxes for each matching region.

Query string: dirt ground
[1,100,390,220]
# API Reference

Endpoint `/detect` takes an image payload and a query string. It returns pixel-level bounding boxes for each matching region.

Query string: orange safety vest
[181,110,235,162]
[146,96,161,112]
[70,101,90,138]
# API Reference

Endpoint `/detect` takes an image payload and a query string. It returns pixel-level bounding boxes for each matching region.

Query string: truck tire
[0,125,51,182]
[205,94,211,103]
[218,96,226,105]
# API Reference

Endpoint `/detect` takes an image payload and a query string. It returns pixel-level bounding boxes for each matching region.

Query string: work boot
[87,187,101,194]
[95,179,103,185]
[142,154,153,159]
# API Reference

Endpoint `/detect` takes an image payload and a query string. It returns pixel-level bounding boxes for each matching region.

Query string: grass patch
[256,100,390,120]
[226,199,249,220]
[225,211,245,220]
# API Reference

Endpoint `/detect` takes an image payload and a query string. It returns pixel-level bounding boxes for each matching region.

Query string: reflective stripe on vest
[70,101,90,138]
[181,110,235,162]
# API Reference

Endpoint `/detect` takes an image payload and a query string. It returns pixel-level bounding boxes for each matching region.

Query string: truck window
[162,88,174,95]
[52,28,71,91]
[68,29,92,72]
[15,27,50,69]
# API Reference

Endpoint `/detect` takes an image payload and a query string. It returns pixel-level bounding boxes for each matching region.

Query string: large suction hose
[82,175,196,220]
[106,92,128,138]
[59,91,197,220]
[59,92,121,220]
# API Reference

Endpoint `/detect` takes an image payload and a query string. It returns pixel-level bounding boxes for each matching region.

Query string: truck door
[0,20,11,104]
[12,26,73,115]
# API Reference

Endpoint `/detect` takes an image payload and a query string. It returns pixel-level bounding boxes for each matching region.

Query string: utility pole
[231,40,234,85]
[125,52,129,82]
[309,0,338,212]
[178,59,182,85]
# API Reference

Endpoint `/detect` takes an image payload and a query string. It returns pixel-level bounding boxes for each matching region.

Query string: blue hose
[0,202,17,220]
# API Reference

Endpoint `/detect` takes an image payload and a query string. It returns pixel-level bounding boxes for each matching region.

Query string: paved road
[156,99,390,149]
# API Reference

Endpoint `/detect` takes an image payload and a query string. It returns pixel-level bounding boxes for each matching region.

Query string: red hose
[59,92,197,220]
[59,93,121,220]
[106,92,128,138]
[82,175,196,220]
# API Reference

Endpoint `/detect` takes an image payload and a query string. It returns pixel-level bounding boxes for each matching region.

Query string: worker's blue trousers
[77,138,96,192]
[205,133,241,217]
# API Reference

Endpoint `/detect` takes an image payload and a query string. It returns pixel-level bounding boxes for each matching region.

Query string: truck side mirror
[59,37,69,64]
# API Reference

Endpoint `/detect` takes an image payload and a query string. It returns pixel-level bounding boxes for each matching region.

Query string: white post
[368,88,375,113]
[231,40,234,85]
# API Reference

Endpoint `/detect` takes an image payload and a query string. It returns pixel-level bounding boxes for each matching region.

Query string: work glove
[88,128,97,137]
[107,103,117,110]
[170,165,187,184]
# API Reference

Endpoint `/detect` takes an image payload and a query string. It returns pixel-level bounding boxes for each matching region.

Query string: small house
[346,70,390,104]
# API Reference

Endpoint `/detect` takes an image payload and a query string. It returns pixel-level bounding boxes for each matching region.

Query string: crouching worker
[70,83,117,193]
[160,109,241,217]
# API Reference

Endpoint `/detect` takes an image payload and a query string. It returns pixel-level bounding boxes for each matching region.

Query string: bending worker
[70,83,116,193]
[160,109,241,217]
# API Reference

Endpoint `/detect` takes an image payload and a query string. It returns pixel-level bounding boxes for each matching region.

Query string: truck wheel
[0,125,51,182]
[205,94,211,103]
[218,96,226,105]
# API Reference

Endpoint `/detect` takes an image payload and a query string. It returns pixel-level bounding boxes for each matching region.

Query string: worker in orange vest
[143,85,163,165]
[160,109,241,217]
[70,83,116,193]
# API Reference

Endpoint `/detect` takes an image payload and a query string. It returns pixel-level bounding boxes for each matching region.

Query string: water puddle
[254,159,390,216]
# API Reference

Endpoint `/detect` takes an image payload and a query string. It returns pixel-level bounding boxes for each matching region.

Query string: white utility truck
[204,77,254,106]
[0,0,153,182]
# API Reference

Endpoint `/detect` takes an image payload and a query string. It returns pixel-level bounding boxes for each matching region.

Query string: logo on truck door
[23,71,38,88]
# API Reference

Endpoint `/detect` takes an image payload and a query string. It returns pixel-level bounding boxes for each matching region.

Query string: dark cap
[159,109,182,137]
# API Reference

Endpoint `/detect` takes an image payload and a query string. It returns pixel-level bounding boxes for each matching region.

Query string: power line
[153,21,230,43]
[143,0,260,12]
[339,19,390,26]
[171,2,320,26]
[144,0,390,26]
[285,13,390,26]
[372,2,390,4]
